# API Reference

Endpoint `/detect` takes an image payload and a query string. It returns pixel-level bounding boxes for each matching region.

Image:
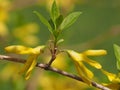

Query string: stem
[47,37,58,67]
[47,46,57,68]
[0,55,111,90]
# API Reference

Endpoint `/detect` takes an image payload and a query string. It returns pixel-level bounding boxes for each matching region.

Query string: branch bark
[0,55,110,90]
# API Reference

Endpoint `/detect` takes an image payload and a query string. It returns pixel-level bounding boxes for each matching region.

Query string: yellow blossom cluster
[5,45,45,80]
[67,49,107,85]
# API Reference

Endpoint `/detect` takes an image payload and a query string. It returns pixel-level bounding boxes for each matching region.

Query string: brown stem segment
[0,55,110,90]
[47,43,58,68]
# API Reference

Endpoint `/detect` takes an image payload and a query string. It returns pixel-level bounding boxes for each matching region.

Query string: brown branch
[0,55,110,90]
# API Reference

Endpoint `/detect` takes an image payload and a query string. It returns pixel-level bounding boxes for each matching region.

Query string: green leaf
[56,15,63,29]
[113,44,120,70]
[60,12,82,30]
[33,11,53,33]
[117,61,120,71]
[48,18,55,30]
[56,39,64,45]
[51,0,59,21]
[114,44,120,61]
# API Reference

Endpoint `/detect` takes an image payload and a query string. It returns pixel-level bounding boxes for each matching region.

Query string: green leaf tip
[60,11,82,30]
[51,0,60,21]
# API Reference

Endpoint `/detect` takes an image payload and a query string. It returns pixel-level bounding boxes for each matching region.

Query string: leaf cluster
[33,0,82,43]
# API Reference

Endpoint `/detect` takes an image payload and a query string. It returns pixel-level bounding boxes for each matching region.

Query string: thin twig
[47,43,57,67]
[0,55,111,90]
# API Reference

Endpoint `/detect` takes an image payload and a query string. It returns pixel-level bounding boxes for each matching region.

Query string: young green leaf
[48,18,55,30]
[51,0,60,21]
[117,61,120,71]
[60,12,82,30]
[56,39,64,45]
[56,15,63,29]
[113,44,120,70]
[33,11,53,33]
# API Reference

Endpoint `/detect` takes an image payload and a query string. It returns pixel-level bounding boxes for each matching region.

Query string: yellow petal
[101,69,116,82]
[5,45,33,54]
[67,50,84,62]
[5,45,45,54]
[32,45,45,54]
[74,61,93,85]
[83,57,102,69]
[19,55,38,75]
[83,50,107,56]
[77,62,94,79]
[25,57,37,80]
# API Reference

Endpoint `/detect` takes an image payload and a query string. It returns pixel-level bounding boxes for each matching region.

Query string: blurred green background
[0,0,120,90]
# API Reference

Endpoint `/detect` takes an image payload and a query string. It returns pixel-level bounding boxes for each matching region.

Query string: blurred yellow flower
[0,22,8,37]
[5,45,45,80]
[0,0,11,38]
[67,49,107,85]
[13,23,39,46]
[37,72,91,90]
[52,53,67,70]
[0,63,21,81]
[39,0,77,13]
[0,0,11,22]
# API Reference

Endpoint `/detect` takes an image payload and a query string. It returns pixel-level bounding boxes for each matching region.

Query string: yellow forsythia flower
[67,49,107,85]
[101,69,120,90]
[5,45,45,80]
